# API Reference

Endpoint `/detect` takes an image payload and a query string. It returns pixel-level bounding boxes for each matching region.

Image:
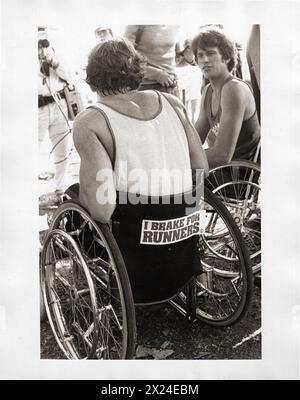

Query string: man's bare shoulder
[161,92,185,109]
[73,107,108,145]
[220,79,253,117]
[73,106,115,162]
[221,79,247,105]
[74,107,107,130]
[222,78,248,97]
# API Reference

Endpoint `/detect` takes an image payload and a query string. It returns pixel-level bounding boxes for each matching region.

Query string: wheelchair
[40,185,253,360]
[205,155,261,275]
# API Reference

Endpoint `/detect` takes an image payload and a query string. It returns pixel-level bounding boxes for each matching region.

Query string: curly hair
[85,38,145,95]
[192,28,237,72]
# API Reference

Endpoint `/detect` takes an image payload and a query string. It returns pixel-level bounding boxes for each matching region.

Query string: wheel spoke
[41,204,135,359]
[208,163,261,274]
[192,187,252,325]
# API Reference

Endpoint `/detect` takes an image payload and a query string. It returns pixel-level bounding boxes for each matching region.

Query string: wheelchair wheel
[205,161,261,274]
[41,201,136,359]
[194,187,253,326]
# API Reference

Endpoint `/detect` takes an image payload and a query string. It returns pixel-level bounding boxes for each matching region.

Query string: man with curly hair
[72,38,208,304]
[192,28,260,169]
[74,38,208,222]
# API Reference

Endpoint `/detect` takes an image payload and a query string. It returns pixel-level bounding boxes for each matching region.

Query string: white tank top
[90,92,192,196]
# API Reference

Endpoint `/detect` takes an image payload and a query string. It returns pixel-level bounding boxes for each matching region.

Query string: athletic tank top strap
[87,104,116,167]
[204,75,234,127]
[220,75,234,89]
[232,75,254,93]
[88,93,193,196]
[225,76,258,120]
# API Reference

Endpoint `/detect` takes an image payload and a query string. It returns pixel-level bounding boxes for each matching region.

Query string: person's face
[96,30,113,43]
[38,43,46,59]
[196,46,229,79]
[183,45,194,63]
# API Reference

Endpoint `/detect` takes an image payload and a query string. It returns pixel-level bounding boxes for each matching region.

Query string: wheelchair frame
[205,160,261,274]
[40,187,253,360]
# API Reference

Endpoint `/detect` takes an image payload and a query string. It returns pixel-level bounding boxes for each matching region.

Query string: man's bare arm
[182,108,209,177]
[194,85,210,144]
[142,65,176,87]
[205,82,245,169]
[73,113,116,223]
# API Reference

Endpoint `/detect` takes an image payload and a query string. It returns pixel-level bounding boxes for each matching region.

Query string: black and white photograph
[37,22,261,361]
[1,0,299,380]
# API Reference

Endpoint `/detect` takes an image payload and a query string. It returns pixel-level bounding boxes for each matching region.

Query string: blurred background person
[124,25,180,96]
[175,39,202,123]
[94,25,114,43]
[73,26,115,108]
[38,26,71,206]
[246,24,260,123]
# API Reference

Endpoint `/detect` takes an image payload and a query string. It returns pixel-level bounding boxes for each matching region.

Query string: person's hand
[44,48,59,68]
[156,70,177,88]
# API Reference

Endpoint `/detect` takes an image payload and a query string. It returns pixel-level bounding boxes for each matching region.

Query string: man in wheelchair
[71,38,209,304]
[192,27,260,170]
[190,27,261,273]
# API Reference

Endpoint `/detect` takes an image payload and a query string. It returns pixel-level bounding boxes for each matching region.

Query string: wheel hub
[70,286,79,302]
